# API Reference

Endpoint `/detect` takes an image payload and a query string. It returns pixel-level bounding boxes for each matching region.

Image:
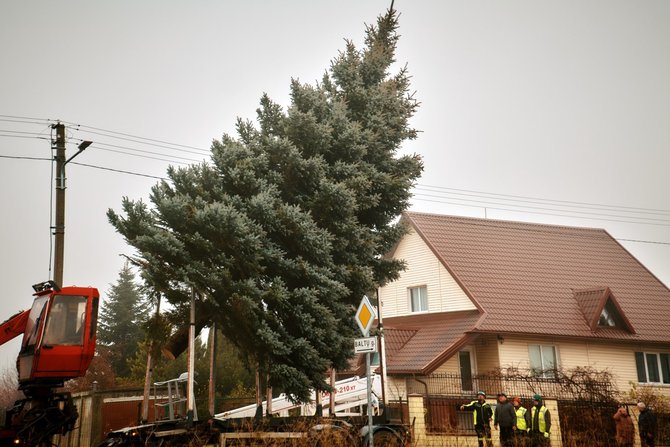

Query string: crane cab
[18,281,99,388]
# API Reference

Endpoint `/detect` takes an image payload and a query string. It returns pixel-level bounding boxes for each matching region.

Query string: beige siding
[498,336,670,397]
[380,229,476,318]
[385,376,408,401]
[473,336,500,374]
[432,355,461,375]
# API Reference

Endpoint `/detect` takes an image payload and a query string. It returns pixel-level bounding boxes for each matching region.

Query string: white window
[409,286,428,313]
[528,345,558,378]
[635,352,670,384]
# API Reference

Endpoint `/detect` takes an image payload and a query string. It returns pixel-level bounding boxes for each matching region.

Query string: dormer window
[574,287,635,333]
[598,307,614,327]
[598,300,623,328]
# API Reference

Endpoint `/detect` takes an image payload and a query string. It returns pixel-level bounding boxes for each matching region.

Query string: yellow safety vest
[515,407,527,431]
[465,401,491,426]
[530,406,548,433]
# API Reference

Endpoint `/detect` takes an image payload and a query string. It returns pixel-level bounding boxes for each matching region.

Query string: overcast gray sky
[1,1,669,368]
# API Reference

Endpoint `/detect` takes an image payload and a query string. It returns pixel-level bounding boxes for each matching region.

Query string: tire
[370,430,403,447]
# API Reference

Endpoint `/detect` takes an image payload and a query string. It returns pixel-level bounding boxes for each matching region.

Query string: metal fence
[402,372,670,446]
[405,371,616,401]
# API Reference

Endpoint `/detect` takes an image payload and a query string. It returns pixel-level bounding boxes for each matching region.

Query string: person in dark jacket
[494,393,517,447]
[461,391,493,447]
[637,402,657,447]
[528,394,551,447]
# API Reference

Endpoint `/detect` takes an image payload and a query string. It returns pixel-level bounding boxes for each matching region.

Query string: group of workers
[460,391,551,447]
[460,390,661,447]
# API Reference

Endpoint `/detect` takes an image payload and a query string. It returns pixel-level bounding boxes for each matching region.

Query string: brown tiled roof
[402,212,670,343]
[382,310,481,374]
[574,288,607,328]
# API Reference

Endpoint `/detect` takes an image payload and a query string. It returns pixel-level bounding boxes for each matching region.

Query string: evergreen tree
[98,263,149,378]
[108,6,422,400]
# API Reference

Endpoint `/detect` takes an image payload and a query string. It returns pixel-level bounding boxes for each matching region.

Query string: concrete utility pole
[53,123,66,287]
[52,121,91,287]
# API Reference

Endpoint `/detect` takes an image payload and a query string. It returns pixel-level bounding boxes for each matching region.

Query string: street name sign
[354,337,378,353]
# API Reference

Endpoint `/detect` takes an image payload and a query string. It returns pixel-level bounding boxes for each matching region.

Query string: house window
[528,345,558,378]
[635,352,670,384]
[409,286,428,313]
[598,300,623,328]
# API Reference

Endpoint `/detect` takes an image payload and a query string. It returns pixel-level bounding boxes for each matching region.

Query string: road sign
[354,337,378,353]
[355,295,376,336]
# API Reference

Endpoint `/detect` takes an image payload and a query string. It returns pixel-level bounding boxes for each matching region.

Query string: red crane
[0,281,99,446]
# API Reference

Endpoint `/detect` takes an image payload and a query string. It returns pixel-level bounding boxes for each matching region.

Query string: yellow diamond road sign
[355,295,377,336]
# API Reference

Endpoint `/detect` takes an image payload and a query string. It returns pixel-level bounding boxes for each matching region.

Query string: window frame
[635,351,670,385]
[528,344,559,378]
[408,285,429,313]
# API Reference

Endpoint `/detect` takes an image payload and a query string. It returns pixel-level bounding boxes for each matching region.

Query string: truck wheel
[371,430,403,447]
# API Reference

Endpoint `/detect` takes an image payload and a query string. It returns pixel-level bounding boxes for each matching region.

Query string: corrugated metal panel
[101,400,143,436]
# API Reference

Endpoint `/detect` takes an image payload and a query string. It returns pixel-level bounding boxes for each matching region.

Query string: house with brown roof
[377,211,670,401]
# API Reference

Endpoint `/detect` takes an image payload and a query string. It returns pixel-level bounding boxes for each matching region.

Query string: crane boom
[0,310,30,346]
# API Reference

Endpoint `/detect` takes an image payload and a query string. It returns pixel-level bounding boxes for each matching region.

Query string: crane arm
[0,309,30,346]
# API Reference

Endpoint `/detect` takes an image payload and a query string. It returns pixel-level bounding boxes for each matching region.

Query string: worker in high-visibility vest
[460,391,493,447]
[529,394,551,447]
[512,396,529,446]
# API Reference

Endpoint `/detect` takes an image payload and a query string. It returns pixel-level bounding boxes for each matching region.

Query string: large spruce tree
[98,263,149,378]
[108,6,422,400]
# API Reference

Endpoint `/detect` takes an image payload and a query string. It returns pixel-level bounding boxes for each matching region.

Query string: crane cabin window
[42,295,88,346]
[21,296,49,351]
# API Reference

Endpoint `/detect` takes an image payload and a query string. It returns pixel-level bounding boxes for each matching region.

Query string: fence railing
[405,371,616,401]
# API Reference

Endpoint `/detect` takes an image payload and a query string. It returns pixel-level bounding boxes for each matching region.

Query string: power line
[417,183,670,215]
[617,238,670,246]
[61,120,211,154]
[0,114,51,123]
[2,149,669,246]
[0,154,51,161]
[412,192,670,224]
[70,161,167,180]
[412,196,670,228]
[81,140,203,163]
[0,133,51,141]
[66,127,212,157]
[0,117,51,126]
[0,154,166,179]
[0,129,51,137]
[90,145,194,164]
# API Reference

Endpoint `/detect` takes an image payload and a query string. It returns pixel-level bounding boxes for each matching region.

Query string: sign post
[355,295,377,447]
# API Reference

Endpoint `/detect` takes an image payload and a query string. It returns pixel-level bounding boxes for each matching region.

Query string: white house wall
[380,228,476,318]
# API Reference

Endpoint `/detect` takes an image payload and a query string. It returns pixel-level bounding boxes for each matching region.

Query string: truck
[98,373,412,446]
[0,281,100,446]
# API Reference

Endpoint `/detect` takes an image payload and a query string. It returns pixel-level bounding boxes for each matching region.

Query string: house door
[459,351,474,392]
